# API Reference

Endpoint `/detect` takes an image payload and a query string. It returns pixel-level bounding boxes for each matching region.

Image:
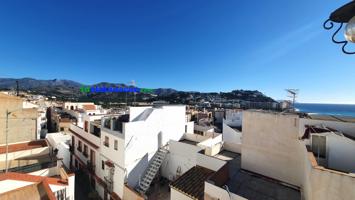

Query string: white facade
[64,102,107,128]
[68,105,189,200]
[222,122,242,153]
[241,110,355,200]
[97,105,187,199]
[224,109,243,127]
[46,132,72,169]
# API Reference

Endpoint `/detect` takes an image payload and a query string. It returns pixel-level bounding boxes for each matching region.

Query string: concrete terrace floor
[147,178,171,200]
[215,150,301,200]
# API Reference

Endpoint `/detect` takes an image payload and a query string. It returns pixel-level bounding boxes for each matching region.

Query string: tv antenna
[286,89,299,111]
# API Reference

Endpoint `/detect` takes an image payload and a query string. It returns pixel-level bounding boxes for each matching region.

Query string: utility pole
[4,109,36,173]
[5,110,9,173]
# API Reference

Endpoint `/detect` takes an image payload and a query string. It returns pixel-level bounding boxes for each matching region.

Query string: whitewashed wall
[124,106,186,187]
[224,110,243,127]
[300,141,355,200]
[327,134,355,173]
[161,140,202,181]
[196,153,226,171]
[222,122,242,153]
[242,111,303,187]
[171,188,193,200]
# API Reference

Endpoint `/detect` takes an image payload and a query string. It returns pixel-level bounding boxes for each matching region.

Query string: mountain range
[0,78,276,104]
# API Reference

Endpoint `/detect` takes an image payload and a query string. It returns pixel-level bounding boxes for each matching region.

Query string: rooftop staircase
[136,147,168,194]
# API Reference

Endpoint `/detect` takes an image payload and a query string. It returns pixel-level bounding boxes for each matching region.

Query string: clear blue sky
[0,0,354,103]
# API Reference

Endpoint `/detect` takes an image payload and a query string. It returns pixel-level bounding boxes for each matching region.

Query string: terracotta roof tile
[170,166,214,200]
[0,140,48,154]
[82,104,96,110]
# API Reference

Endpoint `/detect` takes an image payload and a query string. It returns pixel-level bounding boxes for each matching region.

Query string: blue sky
[0,0,354,103]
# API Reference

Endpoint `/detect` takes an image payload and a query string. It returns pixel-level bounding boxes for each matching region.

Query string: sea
[295,103,355,118]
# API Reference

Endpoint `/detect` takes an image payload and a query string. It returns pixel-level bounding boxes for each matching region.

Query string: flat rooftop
[213,150,239,161]
[306,114,355,123]
[225,153,300,200]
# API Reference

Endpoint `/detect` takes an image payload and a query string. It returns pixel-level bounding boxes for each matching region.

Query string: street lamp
[323,1,355,54]
[5,109,37,172]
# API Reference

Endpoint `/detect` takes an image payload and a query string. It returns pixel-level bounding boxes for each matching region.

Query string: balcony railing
[54,187,67,200]
[104,176,113,193]
[0,161,57,174]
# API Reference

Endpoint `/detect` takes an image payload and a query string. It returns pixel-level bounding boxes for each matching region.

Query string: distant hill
[0,77,276,104]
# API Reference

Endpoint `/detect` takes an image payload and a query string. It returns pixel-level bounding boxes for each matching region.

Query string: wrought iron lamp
[324,1,355,54]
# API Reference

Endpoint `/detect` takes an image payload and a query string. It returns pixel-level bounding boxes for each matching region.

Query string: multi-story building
[63,102,107,128]
[0,93,39,144]
[69,104,191,200]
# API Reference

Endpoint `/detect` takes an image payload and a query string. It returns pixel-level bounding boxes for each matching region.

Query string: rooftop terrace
[221,152,301,200]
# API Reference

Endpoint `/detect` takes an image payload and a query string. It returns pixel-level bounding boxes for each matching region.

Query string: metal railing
[104,176,113,193]
[0,161,57,174]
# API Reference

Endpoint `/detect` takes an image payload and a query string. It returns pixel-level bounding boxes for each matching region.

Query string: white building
[46,132,72,169]
[64,102,107,128]
[194,124,215,136]
[0,140,75,200]
[238,110,355,200]
[223,109,243,128]
[69,105,192,200]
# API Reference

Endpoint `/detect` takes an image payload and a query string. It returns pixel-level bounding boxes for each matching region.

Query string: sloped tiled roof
[82,104,96,110]
[170,166,214,200]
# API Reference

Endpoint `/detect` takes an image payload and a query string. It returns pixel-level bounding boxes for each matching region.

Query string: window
[60,127,64,131]
[84,121,88,132]
[185,125,187,133]
[77,140,82,152]
[104,136,109,147]
[83,145,88,157]
[114,140,118,150]
[102,160,105,170]
[104,118,111,129]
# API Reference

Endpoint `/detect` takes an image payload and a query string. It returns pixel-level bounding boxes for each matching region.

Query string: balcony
[102,114,129,134]
[0,160,57,174]
[104,176,113,193]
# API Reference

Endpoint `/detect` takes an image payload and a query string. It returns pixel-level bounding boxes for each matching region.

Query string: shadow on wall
[127,153,149,188]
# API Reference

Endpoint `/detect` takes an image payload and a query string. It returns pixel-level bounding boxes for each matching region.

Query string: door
[90,149,95,164]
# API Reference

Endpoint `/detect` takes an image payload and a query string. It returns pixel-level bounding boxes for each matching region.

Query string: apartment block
[68,104,191,200]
